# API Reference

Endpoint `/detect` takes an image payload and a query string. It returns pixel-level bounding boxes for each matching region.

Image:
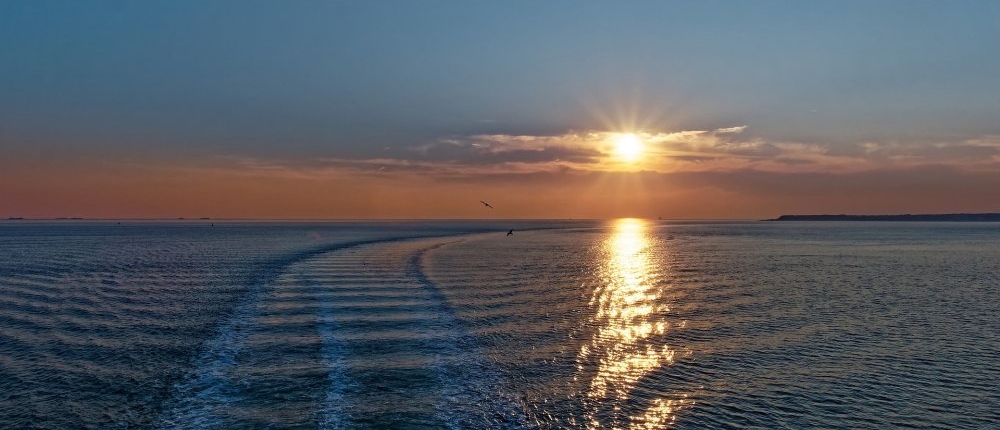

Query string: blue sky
[4,1,998,154]
[3,1,1000,218]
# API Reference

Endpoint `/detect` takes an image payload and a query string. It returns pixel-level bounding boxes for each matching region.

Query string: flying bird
[507,229,513,236]
[480,200,494,209]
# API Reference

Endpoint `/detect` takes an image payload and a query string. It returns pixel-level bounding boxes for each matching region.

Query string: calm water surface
[1,220,998,429]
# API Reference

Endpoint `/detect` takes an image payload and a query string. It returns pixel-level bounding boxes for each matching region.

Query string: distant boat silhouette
[480,200,494,209]
[507,229,513,236]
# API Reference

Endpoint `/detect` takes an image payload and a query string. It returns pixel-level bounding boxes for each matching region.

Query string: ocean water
[1,220,998,429]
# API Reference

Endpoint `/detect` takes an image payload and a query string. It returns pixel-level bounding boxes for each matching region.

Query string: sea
[1,220,998,429]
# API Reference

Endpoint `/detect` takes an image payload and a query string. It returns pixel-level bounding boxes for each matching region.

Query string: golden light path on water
[578,218,689,429]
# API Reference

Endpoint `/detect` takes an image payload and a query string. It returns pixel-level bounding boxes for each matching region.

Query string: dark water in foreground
[1,220,998,429]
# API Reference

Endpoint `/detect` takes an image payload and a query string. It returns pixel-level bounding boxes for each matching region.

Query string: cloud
[203,129,1000,182]
[850,136,1000,163]
[416,138,601,165]
[714,126,748,134]
[638,128,1000,174]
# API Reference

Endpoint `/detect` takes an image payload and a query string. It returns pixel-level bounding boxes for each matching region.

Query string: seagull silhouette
[507,229,513,236]
[480,200,494,209]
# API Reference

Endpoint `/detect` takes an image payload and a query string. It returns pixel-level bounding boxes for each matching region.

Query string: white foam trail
[155,274,264,429]
[158,234,529,429]
[312,238,531,429]
[316,275,351,429]
[412,255,533,430]
[156,239,412,429]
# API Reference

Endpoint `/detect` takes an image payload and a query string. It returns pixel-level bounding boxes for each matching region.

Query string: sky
[2,0,1000,219]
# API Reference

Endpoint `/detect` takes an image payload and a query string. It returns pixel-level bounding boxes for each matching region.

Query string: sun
[614,133,644,162]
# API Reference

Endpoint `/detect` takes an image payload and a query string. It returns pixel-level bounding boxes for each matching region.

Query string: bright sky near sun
[614,134,644,164]
[2,1,1000,219]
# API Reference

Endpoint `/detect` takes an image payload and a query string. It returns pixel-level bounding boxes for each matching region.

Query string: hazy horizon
[7,212,1000,222]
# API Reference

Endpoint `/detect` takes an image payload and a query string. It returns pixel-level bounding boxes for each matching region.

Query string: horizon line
[1,217,759,222]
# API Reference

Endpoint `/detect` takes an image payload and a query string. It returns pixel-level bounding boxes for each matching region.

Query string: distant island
[769,213,1000,221]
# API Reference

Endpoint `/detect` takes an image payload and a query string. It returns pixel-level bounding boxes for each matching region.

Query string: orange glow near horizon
[4,153,1000,220]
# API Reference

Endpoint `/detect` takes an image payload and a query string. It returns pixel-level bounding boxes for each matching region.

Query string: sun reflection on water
[577,218,689,428]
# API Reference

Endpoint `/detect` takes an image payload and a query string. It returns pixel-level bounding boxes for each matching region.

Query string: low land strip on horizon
[770,213,1000,221]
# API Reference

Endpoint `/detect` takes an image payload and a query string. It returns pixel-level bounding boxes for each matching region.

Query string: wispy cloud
[415,137,601,166]
[714,126,748,134]
[206,128,1000,180]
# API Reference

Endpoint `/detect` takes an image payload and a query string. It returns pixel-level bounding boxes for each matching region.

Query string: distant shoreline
[769,213,1000,221]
